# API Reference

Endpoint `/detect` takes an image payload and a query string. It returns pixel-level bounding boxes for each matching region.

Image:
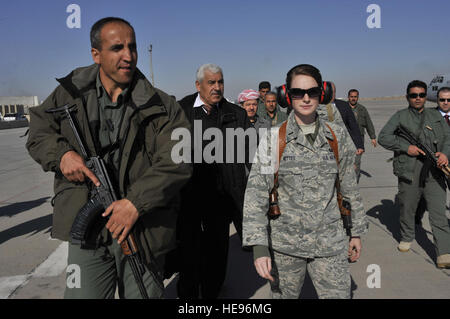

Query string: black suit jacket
[335,99,365,150]
[436,106,450,126]
[178,93,251,218]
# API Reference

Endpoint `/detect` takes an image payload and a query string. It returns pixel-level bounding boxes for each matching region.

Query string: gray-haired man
[176,64,251,298]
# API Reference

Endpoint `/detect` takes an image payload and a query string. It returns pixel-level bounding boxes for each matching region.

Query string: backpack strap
[324,122,340,196]
[325,123,339,162]
[326,103,334,122]
[268,121,287,218]
[324,123,352,231]
[273,121,287,189]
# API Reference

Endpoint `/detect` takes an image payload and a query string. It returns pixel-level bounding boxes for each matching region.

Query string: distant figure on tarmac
[348,89,377,182]
[257,81,271,118]
[329,82,365,154]
[378,80,450,269]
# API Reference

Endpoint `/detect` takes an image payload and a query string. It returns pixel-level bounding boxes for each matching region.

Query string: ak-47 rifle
[394,124,450,186]
[46,104,151,299]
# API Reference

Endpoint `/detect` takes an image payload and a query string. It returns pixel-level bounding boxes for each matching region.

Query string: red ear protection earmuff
[321,81,333,104]
[283,84,291,107]
[321,81,327,104]
[276,84,291,108]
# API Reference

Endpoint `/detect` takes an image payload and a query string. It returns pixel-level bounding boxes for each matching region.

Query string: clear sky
[1,0,449,102]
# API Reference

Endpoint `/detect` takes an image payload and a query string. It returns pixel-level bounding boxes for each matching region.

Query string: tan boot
[437,254,450,268]
[398,241,411,252]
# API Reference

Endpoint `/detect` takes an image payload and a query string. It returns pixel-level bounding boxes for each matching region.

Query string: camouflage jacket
[317,102,344,126]
[243,112,368,258]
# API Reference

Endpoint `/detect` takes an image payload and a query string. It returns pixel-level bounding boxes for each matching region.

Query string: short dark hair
[437,86,450,97]
[406,80,427,95]
[90,17,135,50]
[259,81,271,90]
[348,89,359,96]
[265,91,277,98]
[286,64,322,90]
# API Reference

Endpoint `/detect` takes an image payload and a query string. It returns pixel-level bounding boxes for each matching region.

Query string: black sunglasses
[289,87,321,99]
[439,98,450,102]
[408,93,426,99]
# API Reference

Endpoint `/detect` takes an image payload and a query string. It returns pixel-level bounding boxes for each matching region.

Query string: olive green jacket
[261,105,288,127]
[351,103,376,140]
[26,64,192,268]
[378,106,450,182]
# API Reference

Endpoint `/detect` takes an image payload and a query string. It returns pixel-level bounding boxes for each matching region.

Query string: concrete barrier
[0,120,29,130]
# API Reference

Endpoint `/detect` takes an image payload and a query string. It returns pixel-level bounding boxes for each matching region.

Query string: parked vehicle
[3,113,26,121]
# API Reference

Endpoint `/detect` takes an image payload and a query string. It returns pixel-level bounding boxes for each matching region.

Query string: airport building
[0,96,39,116]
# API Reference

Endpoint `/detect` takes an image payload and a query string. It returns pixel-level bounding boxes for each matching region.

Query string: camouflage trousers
[270,250,350,299]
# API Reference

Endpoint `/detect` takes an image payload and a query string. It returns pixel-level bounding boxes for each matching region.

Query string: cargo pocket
[394,154,408,178]
[322,162,338,185]
[277,167,304,202]
[424,120,443,153]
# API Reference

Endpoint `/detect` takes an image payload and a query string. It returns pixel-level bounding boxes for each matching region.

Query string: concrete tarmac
[1,99,450,299]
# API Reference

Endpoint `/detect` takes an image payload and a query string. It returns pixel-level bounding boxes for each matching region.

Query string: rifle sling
[272,121,287,192]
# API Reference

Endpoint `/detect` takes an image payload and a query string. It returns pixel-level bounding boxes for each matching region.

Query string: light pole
[149,44,155,86]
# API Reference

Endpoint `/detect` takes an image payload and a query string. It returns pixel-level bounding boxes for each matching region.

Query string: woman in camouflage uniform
[242,64,368,299]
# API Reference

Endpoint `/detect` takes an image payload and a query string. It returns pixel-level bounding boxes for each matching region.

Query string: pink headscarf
[237,89,260,103]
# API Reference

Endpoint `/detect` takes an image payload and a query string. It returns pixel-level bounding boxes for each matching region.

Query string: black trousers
[177,192,238,299]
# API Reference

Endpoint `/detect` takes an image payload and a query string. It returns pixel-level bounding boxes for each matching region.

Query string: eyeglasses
[408,93,426,99]
[289,87,321,99]
[439,98,450,102]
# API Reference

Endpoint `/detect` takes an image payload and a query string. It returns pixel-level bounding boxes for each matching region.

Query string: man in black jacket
[330,82,365,153]
[176,63,251,298]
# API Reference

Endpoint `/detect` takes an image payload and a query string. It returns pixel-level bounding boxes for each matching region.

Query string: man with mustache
[26,17,192,298]
[379,80,450,268]
[176,64,251,298]
[348,89,377,183]
[261,91,288,127]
